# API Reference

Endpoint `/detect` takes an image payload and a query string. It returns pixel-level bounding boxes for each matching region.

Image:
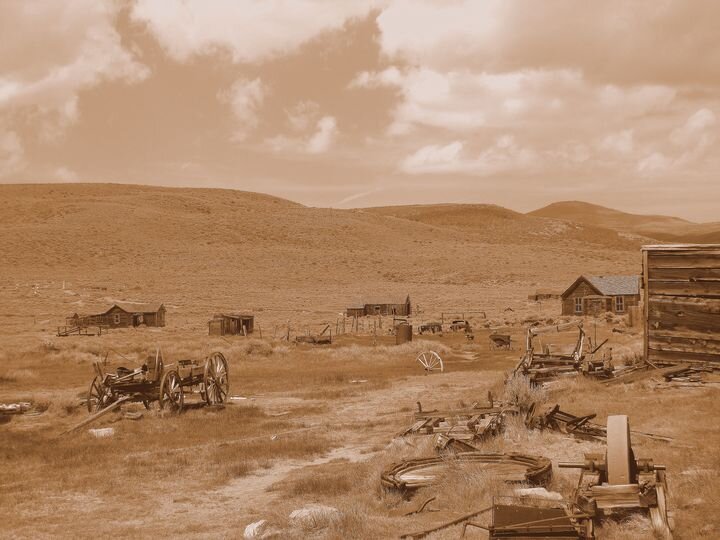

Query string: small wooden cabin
[561,276,640,316]
[345,295,412,317]
[642,244,720,365]
[69,302,166,328]
[209,314,254,336]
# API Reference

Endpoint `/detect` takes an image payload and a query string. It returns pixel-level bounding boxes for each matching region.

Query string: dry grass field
[1,184,718,539]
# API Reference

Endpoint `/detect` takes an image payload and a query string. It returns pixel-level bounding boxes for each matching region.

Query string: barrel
[396,323,412,345]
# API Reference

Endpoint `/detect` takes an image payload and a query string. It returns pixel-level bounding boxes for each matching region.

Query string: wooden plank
[649,267,720,280]
[643,244,720,251]
[648,348,720,364]
[648,253,720,269]
[649,334,720,355]
[648,296,720,333]
[643,249,649,363]
[647,279,720,297]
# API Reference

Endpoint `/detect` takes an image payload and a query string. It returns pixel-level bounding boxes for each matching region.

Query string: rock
[514,487,564,501]
[288,504,341,529]
[88,427,115,438]
[244,520,268,539]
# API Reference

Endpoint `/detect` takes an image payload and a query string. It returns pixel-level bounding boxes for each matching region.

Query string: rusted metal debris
[514,321,613,385]
[381,452,552,491]
[0,402,43,423]
[400,399,517,442]
[489,333,512,350]
[560,415,672,539]
[525,403,673,443]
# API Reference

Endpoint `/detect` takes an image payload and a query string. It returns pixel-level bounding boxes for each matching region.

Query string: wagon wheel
[416,351,444,373]
[87,375,113,413]
[159,370,184,413]
[204,352,229,405]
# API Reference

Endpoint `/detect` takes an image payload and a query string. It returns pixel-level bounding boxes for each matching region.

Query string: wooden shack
[209,314,254,336]
[345,295,412,317]
[561,276,640,316]
[642,244,720,365]
[70,302,166,328]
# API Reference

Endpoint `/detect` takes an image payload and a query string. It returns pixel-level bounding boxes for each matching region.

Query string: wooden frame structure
[642,244,720,366]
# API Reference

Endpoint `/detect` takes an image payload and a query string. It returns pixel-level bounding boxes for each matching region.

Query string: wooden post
[642,249,649,365]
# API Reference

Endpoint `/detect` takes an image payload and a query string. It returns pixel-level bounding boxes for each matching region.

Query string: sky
[1,0,718,221]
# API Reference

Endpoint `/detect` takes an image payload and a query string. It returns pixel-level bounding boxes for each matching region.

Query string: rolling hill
[529,201,720,242]
[0,184,644,332]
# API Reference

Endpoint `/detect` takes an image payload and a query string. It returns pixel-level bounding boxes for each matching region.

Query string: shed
[209,313,254,336]
[345,295,412,317]
[70,302,166,328]
[642,244,720,365]
[560,275,640,316]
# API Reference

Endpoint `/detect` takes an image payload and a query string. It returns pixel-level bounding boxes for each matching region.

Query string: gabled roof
[561,275,639,299]
[212,313,254,320]
[105,302,164,314]
[348,295,410,307]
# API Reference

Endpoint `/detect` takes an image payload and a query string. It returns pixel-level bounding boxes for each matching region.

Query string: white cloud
[670,108,716,147]
[0,130,25,178]
[599,130,634,155]
[348,67,403,88]
[306,116,338,154]
[53,166,79,182]
[0,2,149,134]
[218,78,265,141]
[401,136,536,175]
[132,1,379,63]
[637,152,673,175]
[286,101,320,132]
[265,115,338,155]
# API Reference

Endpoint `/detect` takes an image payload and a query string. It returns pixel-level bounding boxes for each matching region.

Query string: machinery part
[606,415,632,485]
[159,370,184,412]
[87,375,113,413]
[381,452,552,491]
[203,351,229,405]
[416,351,443,373]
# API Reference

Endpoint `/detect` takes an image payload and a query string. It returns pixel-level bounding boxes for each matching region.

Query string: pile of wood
[399,400,517,442]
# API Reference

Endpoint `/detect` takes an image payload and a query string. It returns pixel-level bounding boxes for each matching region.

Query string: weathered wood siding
[643,245,720,365]
[106,306,133,327]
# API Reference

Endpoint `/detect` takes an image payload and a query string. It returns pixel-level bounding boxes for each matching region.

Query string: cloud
[0,130,24,178]
[0,2,149,135]
[599,130,634,155]
[670,108,716,147]
[306,116,338,154]
[376,0,720,86]
[53,166,79,182]
[265,115,338,155]
[217,78,265,141]
[401,135,536,175]
[131,0,379,63]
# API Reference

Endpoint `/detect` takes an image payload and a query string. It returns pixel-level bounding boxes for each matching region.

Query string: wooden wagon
[87,348,229,414]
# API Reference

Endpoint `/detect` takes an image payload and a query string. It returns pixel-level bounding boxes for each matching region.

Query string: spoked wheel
[203,352,229,405]
[159,370,184,413]
[87,375,113,412]
[417,351,444,374]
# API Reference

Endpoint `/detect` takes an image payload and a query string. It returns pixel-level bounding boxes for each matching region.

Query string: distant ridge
[529,200,720,243]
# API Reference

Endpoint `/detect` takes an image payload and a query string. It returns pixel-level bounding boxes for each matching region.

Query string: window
[615,296,625,312]
[113,313,120,325]
[574,297,583,314]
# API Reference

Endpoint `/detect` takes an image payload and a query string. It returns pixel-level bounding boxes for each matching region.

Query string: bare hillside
[530,200,720,242]
[0,185,643,331]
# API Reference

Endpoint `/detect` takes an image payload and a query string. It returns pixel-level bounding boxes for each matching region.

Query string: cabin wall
[644,246,720,365]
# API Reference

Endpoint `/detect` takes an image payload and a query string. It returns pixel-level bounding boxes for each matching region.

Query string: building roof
[348,295,410,308]
[106,302,165,314]
[562,275,639,299]
[212,313,254,320]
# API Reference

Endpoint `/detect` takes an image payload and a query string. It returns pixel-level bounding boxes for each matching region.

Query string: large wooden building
[642,244,720,365]
[346,295,412,317]
[560,275,640,316]
[208,313,254,336]
[69,302,166,328]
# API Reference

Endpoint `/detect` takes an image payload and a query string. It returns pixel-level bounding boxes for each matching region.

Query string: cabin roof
[562,275,639,299]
